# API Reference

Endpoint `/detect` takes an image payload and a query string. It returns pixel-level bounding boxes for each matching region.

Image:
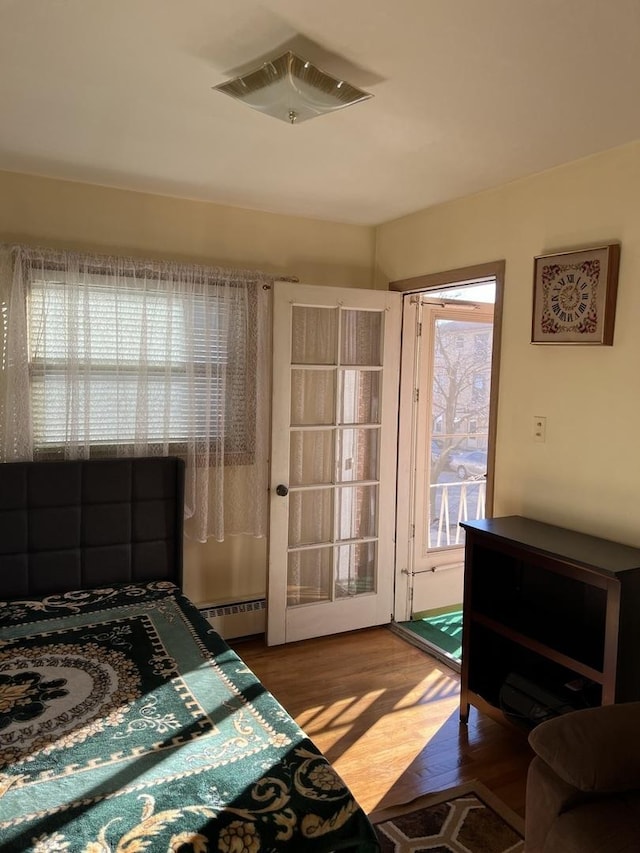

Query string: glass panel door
[268,283,401,645]
[395,286,497,640]
[412,302,494,616]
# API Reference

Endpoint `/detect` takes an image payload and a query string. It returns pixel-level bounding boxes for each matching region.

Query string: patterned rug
[369,781,524,852]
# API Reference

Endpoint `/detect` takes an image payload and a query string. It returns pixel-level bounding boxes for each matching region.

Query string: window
[3,245,270,541]
[474,332,489,360]
[28,271,255,461]
[472,372,485,402]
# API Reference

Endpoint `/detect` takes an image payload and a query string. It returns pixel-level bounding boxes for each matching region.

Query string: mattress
[0,581,378,852]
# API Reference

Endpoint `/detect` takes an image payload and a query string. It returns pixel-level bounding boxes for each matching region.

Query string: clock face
[538,258,600,336]
[546,267,593,328]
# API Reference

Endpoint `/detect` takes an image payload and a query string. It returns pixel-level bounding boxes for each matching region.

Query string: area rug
[369,780,524,852]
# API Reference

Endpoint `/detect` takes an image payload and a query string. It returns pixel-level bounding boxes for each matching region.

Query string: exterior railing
[429,478,486,548]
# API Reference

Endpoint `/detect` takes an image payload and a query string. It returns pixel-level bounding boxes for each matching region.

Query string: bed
[0,457,379,852]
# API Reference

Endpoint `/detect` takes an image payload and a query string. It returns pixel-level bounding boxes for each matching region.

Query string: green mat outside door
[397,609,462,660]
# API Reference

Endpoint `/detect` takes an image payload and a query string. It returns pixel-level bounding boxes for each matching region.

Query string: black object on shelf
[499,672,577,725]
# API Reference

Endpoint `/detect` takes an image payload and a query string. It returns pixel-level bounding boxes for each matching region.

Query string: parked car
[448,448,487,479]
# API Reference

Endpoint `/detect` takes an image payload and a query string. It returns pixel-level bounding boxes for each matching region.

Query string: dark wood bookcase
[459,516,640,726]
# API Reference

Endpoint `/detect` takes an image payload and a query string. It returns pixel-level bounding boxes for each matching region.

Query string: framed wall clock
[532,243,621,345]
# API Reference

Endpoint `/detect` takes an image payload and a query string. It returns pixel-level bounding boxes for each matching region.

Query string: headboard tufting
[0,456,185,599]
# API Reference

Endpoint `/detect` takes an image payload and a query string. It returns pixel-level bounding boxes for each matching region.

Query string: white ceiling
[1,0,640,226]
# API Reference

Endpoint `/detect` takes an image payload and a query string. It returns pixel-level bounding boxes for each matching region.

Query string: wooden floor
[232,625,534,818]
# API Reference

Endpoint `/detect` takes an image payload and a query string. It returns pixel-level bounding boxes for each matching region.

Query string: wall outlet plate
[533,415,546,442]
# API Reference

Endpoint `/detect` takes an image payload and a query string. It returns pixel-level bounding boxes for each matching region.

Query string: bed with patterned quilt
[0,458,378,852]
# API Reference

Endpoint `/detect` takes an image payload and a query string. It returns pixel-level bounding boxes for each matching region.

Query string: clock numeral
[566,274,575,283]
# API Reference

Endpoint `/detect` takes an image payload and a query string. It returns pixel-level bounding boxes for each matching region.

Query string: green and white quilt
[0,583,378,852]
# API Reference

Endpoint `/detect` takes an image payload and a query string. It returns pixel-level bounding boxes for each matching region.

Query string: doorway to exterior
[266,264,503,652]
[391,262,504,668]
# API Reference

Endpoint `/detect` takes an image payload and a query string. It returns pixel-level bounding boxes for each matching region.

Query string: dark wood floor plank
[232,626,533,816]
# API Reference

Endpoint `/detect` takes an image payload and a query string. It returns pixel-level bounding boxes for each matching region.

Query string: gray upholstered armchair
[525,702,640,852]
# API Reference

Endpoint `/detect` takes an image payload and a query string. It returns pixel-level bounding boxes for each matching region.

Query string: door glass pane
[292,307,338,364]
[335,542,376,598]
[336,485,377,540]
[287,548,332,606]
[290,430,334,486]
[291,370,335,425]
[336,428,379,482]
[288,489,333,546]
[338,370,380,424]
[341,310,383,365]
[428,317,492,549]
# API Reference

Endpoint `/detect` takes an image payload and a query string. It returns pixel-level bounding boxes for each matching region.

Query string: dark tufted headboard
[0,457,185,600]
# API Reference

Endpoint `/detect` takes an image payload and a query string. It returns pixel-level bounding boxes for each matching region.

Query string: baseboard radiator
[200,599,266,639]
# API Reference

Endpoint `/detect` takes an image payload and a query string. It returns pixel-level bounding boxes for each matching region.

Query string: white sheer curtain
[0,245,271,543]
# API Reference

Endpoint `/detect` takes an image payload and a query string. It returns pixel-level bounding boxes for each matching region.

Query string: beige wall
[0,170,377,287]
[375,141,640,546]
[0,169,377,605]
[6,141,640,606]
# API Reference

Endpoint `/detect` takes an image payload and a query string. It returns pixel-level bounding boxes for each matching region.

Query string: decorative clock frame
[532,243,620,345]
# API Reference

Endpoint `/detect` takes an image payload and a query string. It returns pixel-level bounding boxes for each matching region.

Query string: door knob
[275,484,289,497]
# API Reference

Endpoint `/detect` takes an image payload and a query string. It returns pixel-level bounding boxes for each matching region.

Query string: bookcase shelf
[471,612,605,684]
[460,516,640,727]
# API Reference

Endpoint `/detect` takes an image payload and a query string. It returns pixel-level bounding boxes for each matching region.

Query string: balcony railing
[429,478,486,548]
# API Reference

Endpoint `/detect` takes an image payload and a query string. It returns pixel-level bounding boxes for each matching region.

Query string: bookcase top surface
[461,515,640,576]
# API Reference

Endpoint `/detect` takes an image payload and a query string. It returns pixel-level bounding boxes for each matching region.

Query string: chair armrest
[525,756,595,853]
[528,702,640,793]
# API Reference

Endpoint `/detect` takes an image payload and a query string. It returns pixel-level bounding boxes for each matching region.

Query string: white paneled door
[267,283,401,645]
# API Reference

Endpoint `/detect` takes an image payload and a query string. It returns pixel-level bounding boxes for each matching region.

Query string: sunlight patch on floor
[329,696,462,812]
[296,689,387,734]
[392,667,459,711]
[301,671,461,769]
